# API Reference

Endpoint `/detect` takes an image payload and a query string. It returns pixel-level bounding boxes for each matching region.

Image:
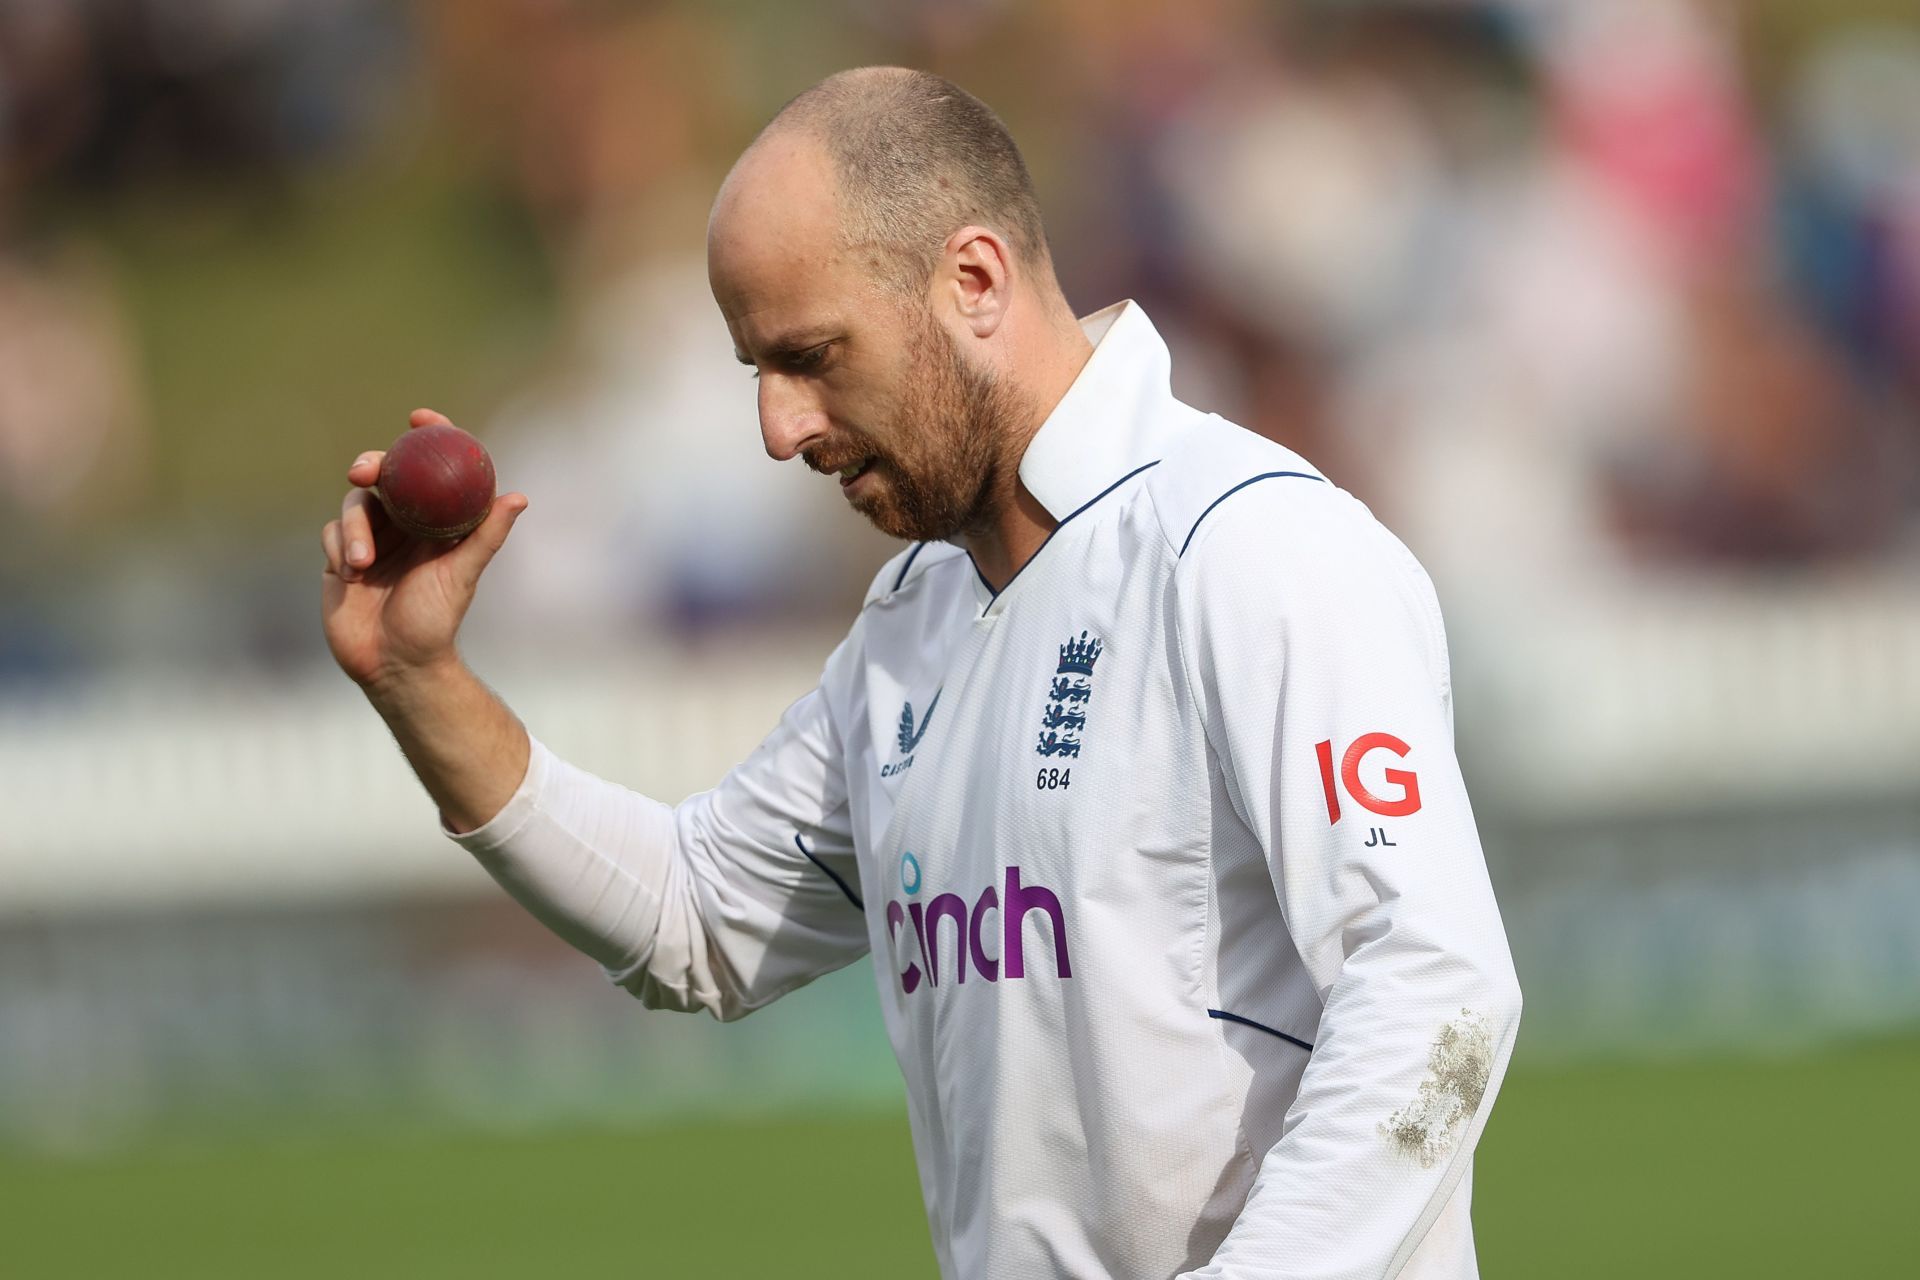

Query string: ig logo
[1314,733,1422,824]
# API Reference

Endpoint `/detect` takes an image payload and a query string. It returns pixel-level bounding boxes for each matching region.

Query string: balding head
[732,67,1052,299]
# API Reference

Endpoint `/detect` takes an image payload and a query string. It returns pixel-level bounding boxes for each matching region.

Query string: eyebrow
[734,328,839,366]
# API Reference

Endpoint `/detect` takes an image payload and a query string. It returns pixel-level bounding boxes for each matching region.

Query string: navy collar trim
[967,460,1161,611]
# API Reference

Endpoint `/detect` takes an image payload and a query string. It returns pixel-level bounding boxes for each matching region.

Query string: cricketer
[320,67,1523,1280]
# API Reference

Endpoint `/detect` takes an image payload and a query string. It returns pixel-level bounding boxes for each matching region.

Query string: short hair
[767,68,1052,299]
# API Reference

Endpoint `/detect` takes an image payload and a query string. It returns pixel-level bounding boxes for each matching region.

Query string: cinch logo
[884,858,1072,994]
[1315,732,1422,823]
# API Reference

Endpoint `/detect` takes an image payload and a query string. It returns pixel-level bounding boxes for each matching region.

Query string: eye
[788,343,832,372]
[745,342,835,380]
[784,344,835,376]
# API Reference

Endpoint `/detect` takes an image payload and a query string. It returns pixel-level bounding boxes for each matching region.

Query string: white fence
[1460,574,1920,825]
[4,577,1916,907]
[0,632,841,910]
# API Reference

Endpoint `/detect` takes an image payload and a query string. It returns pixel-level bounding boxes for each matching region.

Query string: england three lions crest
[1037,631,1102,758]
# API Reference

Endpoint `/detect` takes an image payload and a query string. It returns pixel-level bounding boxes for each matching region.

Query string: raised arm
[320,410,869,1019]
[320,407,531,833]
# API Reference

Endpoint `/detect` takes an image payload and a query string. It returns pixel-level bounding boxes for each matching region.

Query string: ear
[937,226,1013,339]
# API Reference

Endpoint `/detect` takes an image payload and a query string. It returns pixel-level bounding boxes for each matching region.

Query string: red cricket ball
[375,423,496,540]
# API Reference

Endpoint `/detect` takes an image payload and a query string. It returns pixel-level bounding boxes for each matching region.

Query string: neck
[961,311,1095,593]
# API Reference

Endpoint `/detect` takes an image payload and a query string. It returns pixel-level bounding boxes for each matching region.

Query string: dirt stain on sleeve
[1380,1008,1493,1167]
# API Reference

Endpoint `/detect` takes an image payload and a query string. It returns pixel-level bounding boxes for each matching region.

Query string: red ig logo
[1315,733,1421,824]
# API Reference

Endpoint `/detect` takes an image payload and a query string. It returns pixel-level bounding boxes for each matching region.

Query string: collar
[1017,300,1182,521]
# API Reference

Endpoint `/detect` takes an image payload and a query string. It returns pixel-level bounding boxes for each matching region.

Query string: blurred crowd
[2,0,1917,678]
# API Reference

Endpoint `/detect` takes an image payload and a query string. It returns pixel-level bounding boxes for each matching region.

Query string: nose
[757,374,828,462]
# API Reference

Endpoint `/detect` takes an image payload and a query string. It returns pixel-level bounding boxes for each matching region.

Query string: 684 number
[1035,767,1072,791]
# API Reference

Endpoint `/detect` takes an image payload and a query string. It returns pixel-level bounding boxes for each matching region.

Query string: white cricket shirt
[451,301,1523,1279]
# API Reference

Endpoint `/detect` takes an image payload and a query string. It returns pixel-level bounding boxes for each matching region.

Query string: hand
[321,408,528,690]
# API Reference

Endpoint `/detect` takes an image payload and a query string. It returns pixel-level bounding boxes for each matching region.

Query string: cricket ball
[375,423,496,540]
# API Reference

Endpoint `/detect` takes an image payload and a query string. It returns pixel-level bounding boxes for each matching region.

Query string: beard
[806,306,1019,543]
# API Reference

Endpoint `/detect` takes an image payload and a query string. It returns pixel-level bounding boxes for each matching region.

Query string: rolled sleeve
[441,735,549,852]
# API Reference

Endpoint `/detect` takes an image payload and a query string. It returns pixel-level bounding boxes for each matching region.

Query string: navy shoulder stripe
[1179,471,1324,557]
[890,541,928,593]
[794,833,863,912]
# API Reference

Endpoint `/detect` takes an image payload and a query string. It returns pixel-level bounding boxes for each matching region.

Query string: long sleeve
[445,643,869,1021]
[1174,481,1523,1279]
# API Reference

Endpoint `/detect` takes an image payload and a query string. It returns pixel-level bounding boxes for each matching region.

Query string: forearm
[448,737,685,986]
[364,657,529,833]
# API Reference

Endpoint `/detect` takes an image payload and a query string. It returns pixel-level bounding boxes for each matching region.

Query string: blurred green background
[6,1033,1915,1277]
[3,1,1917,1276]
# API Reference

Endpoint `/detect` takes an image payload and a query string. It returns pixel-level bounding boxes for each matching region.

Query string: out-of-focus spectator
[0,247,145,526]
[0,0,406,194]
[1783,23,1920,420]
[419,0,743,285]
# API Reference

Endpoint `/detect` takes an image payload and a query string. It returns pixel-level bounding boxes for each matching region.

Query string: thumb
[448,493,529,587]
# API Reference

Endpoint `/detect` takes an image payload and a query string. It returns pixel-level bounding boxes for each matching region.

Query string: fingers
[347,449,383,489]
[409,407,454,428]
[339,486,387,581]
[321,519,345,578]
[447,492,529,589]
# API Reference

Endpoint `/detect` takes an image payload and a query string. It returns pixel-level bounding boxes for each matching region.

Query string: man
[321,68,1521,1280]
